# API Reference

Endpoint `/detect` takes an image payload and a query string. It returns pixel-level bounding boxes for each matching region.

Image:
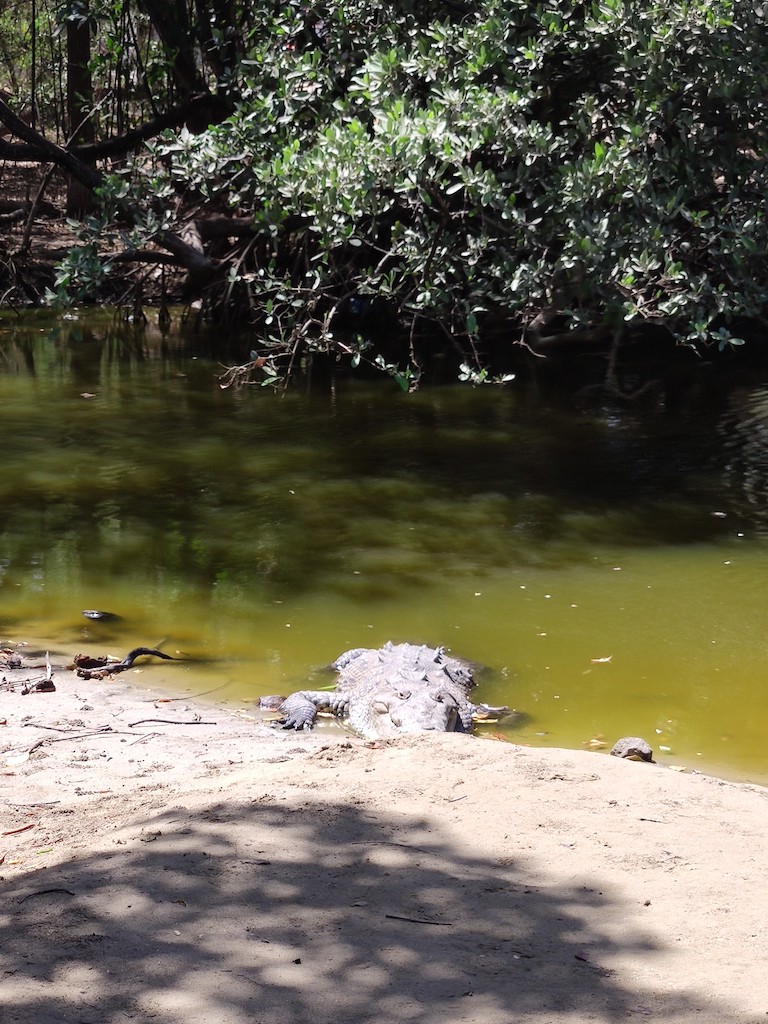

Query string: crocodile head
[353,688,460,739]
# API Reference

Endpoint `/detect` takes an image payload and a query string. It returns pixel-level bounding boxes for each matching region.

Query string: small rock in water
[82,609,122,622]
[610,737,654,762]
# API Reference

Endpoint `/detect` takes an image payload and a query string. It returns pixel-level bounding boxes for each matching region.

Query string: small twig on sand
[385,914,452,926]
[24,725,115,739]
[21,726,131,755]
[17,888,75,903]
[127,731,162,745]
[142,680,234,702]
[128,718,217,727]
[2,823,37,836]
[5,800,61,807]
[22,722,82,732]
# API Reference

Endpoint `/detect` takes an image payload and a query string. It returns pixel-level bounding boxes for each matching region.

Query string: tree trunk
[66,9,96,218]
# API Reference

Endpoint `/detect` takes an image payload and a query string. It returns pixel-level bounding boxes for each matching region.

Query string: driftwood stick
[76,647,183,679]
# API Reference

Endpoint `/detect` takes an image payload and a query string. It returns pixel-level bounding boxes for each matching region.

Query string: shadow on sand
[1,796,739,1023]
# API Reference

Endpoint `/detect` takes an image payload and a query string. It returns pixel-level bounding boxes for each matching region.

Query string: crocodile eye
[396,690,411,700]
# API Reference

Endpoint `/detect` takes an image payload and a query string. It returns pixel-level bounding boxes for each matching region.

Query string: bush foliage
[5,1,768,383]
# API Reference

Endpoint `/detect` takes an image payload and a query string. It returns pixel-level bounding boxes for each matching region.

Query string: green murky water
[2,312,768,783]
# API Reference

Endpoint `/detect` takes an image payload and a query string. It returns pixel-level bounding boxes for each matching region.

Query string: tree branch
[0,93,230,162]
[0,98,216,285]
[75,92,233,160]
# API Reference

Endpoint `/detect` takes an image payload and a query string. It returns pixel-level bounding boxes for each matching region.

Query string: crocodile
[275,641,510,739]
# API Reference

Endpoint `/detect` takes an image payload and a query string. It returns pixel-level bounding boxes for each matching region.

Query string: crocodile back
[329,642,476,737]
[334,641,474,698]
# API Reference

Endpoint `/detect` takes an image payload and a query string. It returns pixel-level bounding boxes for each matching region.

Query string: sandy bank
[1,654,767,1024]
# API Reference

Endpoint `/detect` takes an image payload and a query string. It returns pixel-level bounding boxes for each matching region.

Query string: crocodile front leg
[278,690,334,731]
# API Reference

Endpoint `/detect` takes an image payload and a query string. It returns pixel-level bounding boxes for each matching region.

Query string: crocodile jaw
[349,692,460,739]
